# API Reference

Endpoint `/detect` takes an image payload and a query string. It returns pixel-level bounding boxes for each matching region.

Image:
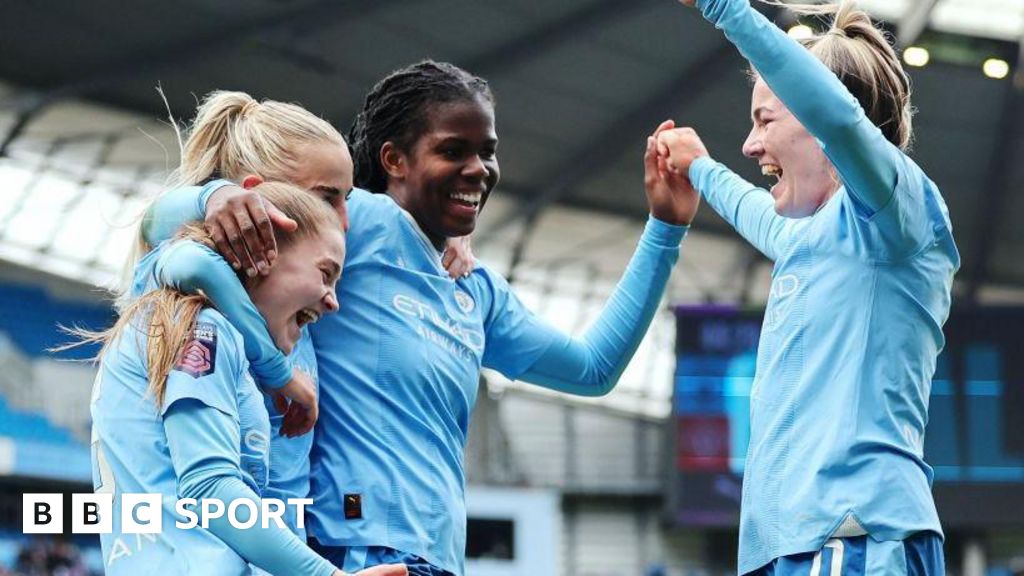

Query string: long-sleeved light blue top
[690,0,960,573]
[91,306,335,576]
[135,236,323,541]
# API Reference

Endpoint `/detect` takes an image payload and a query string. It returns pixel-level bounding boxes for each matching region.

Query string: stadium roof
[859,0,1024,43]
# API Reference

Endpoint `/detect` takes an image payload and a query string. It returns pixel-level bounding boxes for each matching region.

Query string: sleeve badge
[173,321,217,378]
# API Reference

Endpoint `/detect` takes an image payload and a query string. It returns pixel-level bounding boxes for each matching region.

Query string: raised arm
[516,216,686,395]
[484,127,694,395]
[658,125,790,260]
[695,0,900,214]
[692,156,788,260]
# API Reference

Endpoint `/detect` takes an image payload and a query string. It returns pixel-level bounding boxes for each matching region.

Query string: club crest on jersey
[174,322,217,378]
[454,290,475,314]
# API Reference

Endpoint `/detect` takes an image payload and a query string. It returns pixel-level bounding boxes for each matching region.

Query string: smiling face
[247,230,344,354]
[383,96,500,248]
[742,77,838,218]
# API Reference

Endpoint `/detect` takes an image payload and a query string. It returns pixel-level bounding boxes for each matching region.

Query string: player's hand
[644,120,700,225]
[267,368,318,437]
[443,235,475,279]
[206,184,297,277]
[678,0,697,7]
[656,125,710,180]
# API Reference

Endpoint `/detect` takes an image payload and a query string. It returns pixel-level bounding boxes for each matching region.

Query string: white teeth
[449,192,481,206]
[762,164,782,179]
[296,309,321,327]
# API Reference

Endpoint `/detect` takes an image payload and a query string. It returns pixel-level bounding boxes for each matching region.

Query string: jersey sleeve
[696,0,933,256]
[689,155,790,261]
[152,240,292,388]
[478,270,559,379]
[162,312,245,418]
[142,179,234,245]
[164,400,336,576]
[488,216,687,396]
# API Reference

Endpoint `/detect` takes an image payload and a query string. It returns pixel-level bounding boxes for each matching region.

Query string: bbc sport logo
[23,493,312,534]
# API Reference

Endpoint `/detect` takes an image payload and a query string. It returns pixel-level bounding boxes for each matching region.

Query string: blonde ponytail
[170,90,344,187]
[115,90,346,311]
[766,0,914,150]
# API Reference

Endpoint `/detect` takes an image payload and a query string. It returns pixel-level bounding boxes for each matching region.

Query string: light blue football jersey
[133,240,319,540]
[91,309,271,575]
[306,189,557,574]
[691,0,959,573]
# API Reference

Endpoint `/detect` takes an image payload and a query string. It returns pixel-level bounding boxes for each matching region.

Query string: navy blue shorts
[307,539,454,576]
[747,531,944,576]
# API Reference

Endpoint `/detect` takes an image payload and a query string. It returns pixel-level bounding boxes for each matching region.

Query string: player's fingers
[246,195,278,270]
[220,215,258,277]
[207,223,241,271]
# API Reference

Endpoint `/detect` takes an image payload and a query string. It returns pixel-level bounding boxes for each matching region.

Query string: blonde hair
[117,91,346,310]
[170,90,345,186]
[75,182,340,410]
[768,1,914,150]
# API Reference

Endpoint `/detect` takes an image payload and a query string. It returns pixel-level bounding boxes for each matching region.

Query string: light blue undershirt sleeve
[154,240,292,389]
[518,216,686,396]
[696,0,900,216]
[164,400,336,576]
[142,179,234,245]
[689,155,789,261]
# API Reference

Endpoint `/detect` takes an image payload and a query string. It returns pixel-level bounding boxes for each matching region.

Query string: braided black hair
[348,60,494,193]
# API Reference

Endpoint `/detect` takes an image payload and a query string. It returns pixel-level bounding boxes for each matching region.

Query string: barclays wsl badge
[174,322,217,378]
[454,290,475,314]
